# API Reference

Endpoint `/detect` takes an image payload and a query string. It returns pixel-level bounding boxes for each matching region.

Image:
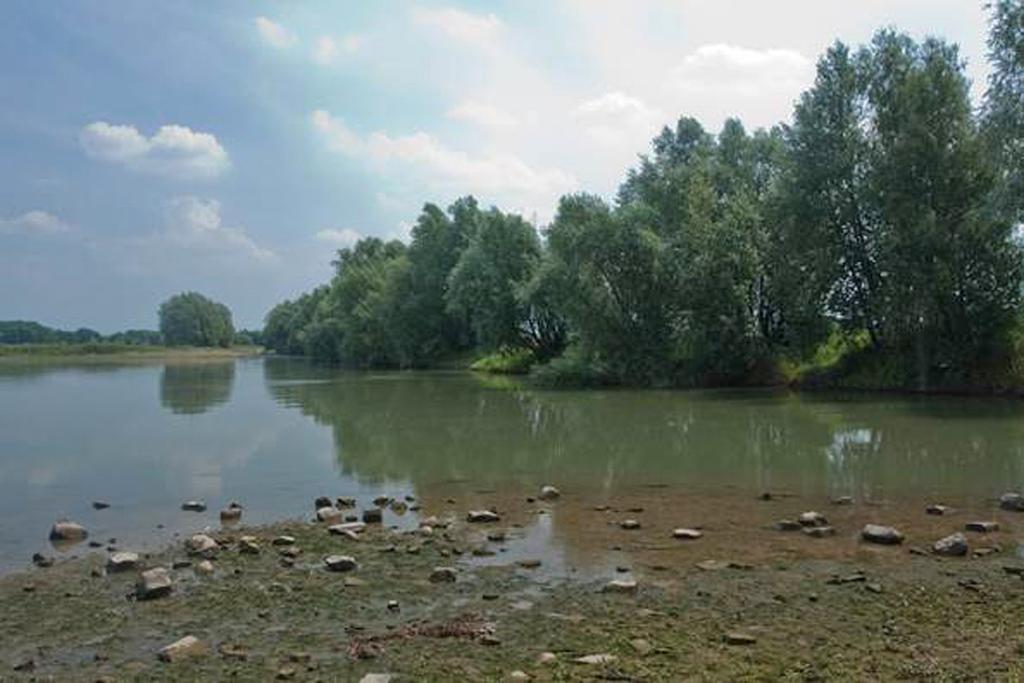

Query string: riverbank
[0,344,263,365]
[5,490,1024,680]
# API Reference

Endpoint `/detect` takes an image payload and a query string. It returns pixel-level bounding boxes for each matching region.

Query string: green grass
[469,348,536,375]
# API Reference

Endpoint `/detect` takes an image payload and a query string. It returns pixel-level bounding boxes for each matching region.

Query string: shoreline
[0,345,263,366]
[4,490,1024,680]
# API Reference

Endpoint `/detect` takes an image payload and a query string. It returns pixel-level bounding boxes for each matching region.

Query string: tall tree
[158,292,234,347]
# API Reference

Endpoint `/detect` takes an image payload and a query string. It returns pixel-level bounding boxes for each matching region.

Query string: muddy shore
[4,490,1024,680]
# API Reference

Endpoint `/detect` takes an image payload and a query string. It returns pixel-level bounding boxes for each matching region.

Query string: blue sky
[0,1,993,331]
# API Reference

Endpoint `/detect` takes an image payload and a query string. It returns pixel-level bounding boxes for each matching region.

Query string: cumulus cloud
[313,34,364,65]
[152,197,274,261]
[573,91,665,147]
[411,7,501,48]
[80,122,230,180]
[447,100,518,128]
[255,16,296,49]
[311,109,576,205]
[315,227,362,247]
[0,210,72,236]
[672,44,813,96]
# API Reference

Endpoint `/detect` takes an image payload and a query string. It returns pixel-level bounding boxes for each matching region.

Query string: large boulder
[861,524,904,545]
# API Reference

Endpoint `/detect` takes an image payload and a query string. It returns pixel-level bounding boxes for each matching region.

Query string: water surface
[1,357,1022,572]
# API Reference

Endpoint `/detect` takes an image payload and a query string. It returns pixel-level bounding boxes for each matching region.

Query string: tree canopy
[158,292,235,348]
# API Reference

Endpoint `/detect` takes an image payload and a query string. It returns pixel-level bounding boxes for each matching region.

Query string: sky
[0,1,995,332]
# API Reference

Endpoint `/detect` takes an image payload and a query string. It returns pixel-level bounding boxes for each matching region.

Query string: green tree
[158,292,235,347]
[984,0,1024,221]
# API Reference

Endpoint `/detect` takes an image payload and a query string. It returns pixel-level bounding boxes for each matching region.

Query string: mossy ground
[3,515,1024,681]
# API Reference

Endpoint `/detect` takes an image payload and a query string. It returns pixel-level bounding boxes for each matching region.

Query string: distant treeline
[263,8,1024,390]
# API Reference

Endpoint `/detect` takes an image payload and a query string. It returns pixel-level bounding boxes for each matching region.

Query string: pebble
[630,638,653,655]
[272,535,296,546]
[933,532,968,557]
[323,555,357,572]
[537,652,557,665]
[430,566,457,583]
[672,528,703,539]
[861,524,904,545]
[49,520,88,541]
[362,508,383,524]
[158,635,206,662]
[603,579,638,594]
[358,676,393,683]
[573,654,616,665]
[723,631,757,645]
[196,560,214,575]
[218,642,248,660]
[831,496,853,505]
[329,521,367,535]
[508,671,530,681]
[798,511,828,527]
[32,552,54,568]
[803,526,836,538]
[373,495,392,507]
[220,506,243,523]
[926,504,949,515]
[965,521,999,533]
[92,501,111,510]
[538,485,561,501]
[620,519,641,530]
[314,496,333,509]
[467,510,500,523]
[387,600,399,612]
[487,531,507,542]
[137,567,173,600]
[517,559,542,569]
[239,536,260,554]
[181,500,206,512]
[337,497,357,508]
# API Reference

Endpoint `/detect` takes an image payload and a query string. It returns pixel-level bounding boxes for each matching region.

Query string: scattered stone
[358,676,393,683]
[487,530,507,542]
[276,665,297,680]
[157,635,207,662]
[390,501,408,514]
[88,540,102,548]
[538,485,561,501]
[467,510,500,523]
[272,535,296,546]
[965,521,999,533]
[32,552,53,568]
[329,522,366,536]
[803,526,837,538]
[831,496,854,505]
[106,551,140,573]
[926,504,949,515]
[517,559,542,569]
[429,566,457,583]
[798,511,828,527]
[603,579,638,594]
[12,658,35,672]
[573,654,616,665]
[630,638,653,655]
[373,495,392,507]
[538,652,557,665]
[220,506,242,523]
[137,567,173,600]
[337,497,357,508]
[592,505,611,512]
[1002,565,1024,577]
[620,519,641,530]
[724,632,757,645]
[472,547,495,557]
[695,559,733,571]
[323,555,357,572]
[387,600,400,612]
[172,559,192,570]
[999,492,1024,511]
[317,506,342,523]
[827,572,866,585]
[181,500,206,512]
[92,500,111,510]
[933,532,968,557]
[908,546,929,556]
[49,520,88,541]
[185,534,219,557]
[861,524,904,545]
[774,519,802,531]
[362,508,383,524]
[239,536,260,554]
[196,560,214,575]
[509,671,530,681]
[218,642,248,661]
[672,528,703,540]
[973,547,999,557]
[314,496,333,509]
[865,583,883,594]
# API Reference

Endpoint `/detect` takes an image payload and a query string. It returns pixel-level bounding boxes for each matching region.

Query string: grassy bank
[0,344,263,364]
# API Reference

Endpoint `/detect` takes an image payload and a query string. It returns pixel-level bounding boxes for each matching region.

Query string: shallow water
[1,357,1023,572]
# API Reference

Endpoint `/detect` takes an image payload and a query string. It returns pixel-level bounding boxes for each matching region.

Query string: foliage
[158,292,235,348]
[469,348,536,375]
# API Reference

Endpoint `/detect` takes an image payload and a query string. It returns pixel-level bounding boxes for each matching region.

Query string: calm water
[1,357,1023,572]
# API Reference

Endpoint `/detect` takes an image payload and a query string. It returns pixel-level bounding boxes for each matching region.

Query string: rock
[724,631,757,645]
[49,520,88,541]
[798,511,828,527]
[538,652,557,665]
[538,485,561,501]
[467,510,500,523]
[337,497,357,508]
[323,555,357,572]
[277,666,297,679]
[603,579,638,594]
[218,642,248,660]
[508,671,530,681]
[933,532,968,556]
[106,552,140,573]
[672,528,703,540]
[803,526,837,538]
[220,506,242,523]
[429,566,457,583]
[92,501,111,510]
[774,519,802,531]
[358,675,394,683]
[137,567,173,600]
[387,600,400,612]
[329,521,366,536]
[999,492,1024,511]
[239,536,260,554]
[195,560,214,575]
[158,635,207,662]
[362,508,383,524]
[487,530,507,542]
[865,582,883,594]
[630,638,653,655]
[185,533,219,556]
[32,552,54,567]
[861,524,904,545]
[390,501,408,514]
[316,506,342,523]
[272,535,296,546]
[172,559,192,570]
[620,519,641,530]
[827,572,866,585]
[965,521,999,533]
[831,496,854,505]
[926,504,949,515]
[517,559,542,569]
[573,654,616,665]
[279,546,302,558]
[373,495,392,507]
[314,496,333,509]
[181,500,206,512]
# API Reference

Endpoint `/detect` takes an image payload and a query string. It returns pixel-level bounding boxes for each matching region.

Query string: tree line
[264,6,1024,388]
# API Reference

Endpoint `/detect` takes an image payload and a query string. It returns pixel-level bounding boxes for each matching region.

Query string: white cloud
[0,210,72,236]
[255,16,296,49]
[411,7,501,48]
[80,122,230,180]
[447,100,518,128]
[311,109,576,209]
[153,197,274,261]
[315,227,362,247]
[672,44,813,96]
[313,34,364,65]
[573,91,665,147]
